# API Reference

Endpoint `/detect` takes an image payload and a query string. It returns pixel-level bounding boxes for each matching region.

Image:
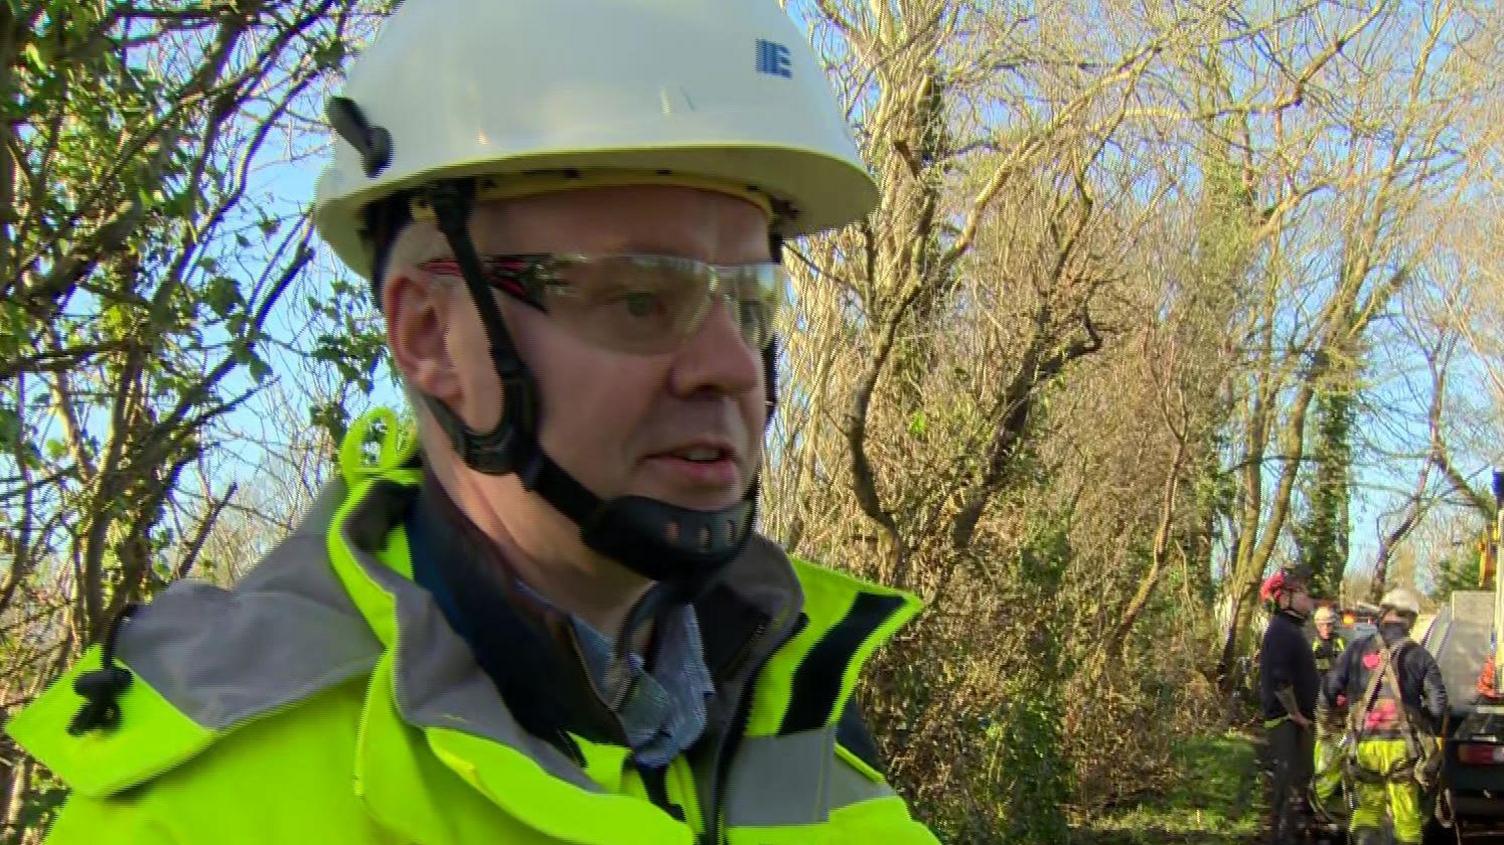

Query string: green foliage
[990,676,1072,843]
[204,276,245,320]
[906,409,929,438]
[0,0,384,826]
[1428,550,1492,604]
[1194,124,1257,298]
[1297,384,1356,598]
[995,521,1074,843]
[0,403,20,452]
[306,275,390,438]
[0,0,380,626]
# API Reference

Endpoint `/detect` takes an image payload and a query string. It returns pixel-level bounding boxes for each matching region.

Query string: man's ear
[385,270,461,402]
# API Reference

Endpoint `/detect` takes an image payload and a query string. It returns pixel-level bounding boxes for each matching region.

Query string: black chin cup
[580,495,755,584]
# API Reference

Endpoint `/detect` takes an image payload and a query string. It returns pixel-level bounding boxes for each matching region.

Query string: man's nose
[667,297,763,398]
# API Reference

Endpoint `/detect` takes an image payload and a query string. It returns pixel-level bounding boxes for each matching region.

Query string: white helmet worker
[314,0,878,279]
[310,0,879,625]
[1380,588,1422,618]
[1314,606,1337,625]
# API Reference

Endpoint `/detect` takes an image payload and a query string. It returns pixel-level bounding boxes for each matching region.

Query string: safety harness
[1315,636,1447,832]
[1343,640,1421,784]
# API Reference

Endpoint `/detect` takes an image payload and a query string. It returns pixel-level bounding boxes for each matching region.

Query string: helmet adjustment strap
[424,180,539,475]
[763,234,782,426]
[327,96,392,179]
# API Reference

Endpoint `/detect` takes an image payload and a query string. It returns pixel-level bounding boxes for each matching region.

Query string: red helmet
[1260,565,1312,605]
[1260,572,1289,603]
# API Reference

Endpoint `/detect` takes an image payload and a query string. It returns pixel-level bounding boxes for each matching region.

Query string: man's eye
[620,291,662,317]
[738,300,763,328]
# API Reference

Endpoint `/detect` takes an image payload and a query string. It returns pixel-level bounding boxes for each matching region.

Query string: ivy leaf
[907,410,929,438]
[311,401,351,444]
[312,39,346,70]
[230,339,270,383]
[101,303,134,337]
[247,352,271,383]
[0,404,21,452]
[204,276,242,320]
[21,43,46,72]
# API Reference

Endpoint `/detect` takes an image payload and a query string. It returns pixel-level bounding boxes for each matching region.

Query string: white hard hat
[1314,606,1337,624]
[1380,588,1421,617]
[314,0,879,278]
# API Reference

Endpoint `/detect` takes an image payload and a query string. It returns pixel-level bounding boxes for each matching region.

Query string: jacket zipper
[703,612,808,845]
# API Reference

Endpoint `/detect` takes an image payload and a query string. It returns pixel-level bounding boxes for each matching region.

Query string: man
[4,1,938,842]
[1260,564,1320,843]
[1312,606,1346,675]
[1310,605,1348,828]
[1321,589,1448,845]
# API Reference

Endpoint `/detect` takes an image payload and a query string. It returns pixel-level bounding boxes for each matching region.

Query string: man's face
[1382,610,1414,630]
[1316,618,1334,639]
[399,185,770,515]
[1287,585,1314,616]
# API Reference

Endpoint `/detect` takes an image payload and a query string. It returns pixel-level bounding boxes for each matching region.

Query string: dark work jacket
[1261,611,1319,722]
[1324,630,1449,738]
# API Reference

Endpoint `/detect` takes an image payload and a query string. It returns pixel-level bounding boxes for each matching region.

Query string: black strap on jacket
[68,604,140,735]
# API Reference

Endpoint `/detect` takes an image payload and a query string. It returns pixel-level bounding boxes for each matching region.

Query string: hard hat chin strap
[417,179,759,591]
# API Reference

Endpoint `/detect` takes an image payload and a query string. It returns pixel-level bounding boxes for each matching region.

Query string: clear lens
[538,255,783,354]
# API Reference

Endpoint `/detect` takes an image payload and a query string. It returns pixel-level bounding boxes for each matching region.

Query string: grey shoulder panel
[120,494,381,730]
[723,727,837,827]
[722,725,897,828]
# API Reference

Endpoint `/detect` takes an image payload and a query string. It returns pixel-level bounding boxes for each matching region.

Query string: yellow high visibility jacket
[1312,633,1346,674]
[8,415,937,844]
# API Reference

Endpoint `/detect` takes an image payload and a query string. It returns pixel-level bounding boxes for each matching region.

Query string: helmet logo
[756,39,792,78]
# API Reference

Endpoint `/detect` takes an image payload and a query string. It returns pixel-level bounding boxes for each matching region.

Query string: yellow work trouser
[1312,734,1343,810]
[1350,738,1423,844]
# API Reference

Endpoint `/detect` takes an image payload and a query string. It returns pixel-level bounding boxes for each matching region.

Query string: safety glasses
[418,253,786,355]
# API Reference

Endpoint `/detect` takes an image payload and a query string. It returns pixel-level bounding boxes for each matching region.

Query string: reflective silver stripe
[723,727,834,826]
[393,576,603,790]
[334,481,607,791]
[828,747,897,809]
[114,473,818,803]
[722,727,898,828]
[118,485,382,730]
[342,478,809,795]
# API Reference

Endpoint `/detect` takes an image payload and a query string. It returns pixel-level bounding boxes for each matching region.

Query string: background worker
[1321,588,1448,845]
[1260,564,1320,843]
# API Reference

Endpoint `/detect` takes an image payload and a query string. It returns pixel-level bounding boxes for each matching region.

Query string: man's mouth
[667,446,730,463]
[645,443,741,490]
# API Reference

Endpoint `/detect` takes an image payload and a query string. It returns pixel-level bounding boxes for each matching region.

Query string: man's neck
[434,456,653,641]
